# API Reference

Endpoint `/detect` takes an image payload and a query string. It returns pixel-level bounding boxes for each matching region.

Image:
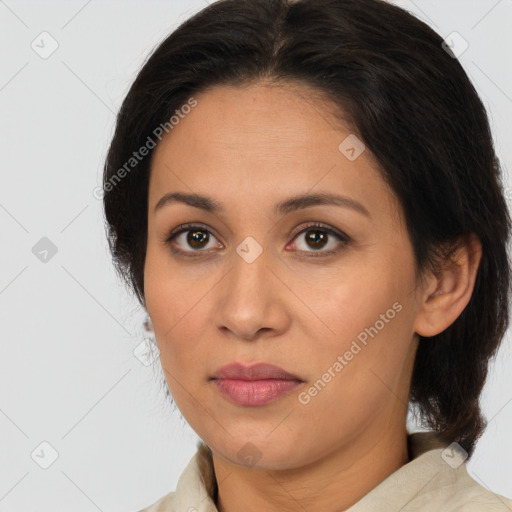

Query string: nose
[212,239,291,341]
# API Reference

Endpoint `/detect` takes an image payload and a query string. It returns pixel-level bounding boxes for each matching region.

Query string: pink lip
[211,362,302,381]
[210,363,304,406]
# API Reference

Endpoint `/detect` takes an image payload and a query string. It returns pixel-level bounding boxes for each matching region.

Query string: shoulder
[136,491,176,512]
[136,441,217,512]
[403,434,512,511]
[348,432,512,511]
[406,475,512,511]
[138,491,176,512]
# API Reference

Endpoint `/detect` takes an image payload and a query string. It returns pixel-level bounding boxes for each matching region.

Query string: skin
[144,81,482,512]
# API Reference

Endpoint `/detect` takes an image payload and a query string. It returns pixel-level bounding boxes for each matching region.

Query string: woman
[102,0,512,510]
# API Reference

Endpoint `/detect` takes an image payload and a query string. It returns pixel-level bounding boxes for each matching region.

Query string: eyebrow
[154,191,371,218]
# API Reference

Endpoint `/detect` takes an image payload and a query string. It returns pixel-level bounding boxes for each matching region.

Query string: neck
[211,422,410,512]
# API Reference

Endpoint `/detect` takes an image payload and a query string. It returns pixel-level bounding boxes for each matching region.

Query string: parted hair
[103,0,511,456]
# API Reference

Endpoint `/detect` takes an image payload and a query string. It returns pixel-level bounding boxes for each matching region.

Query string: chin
[211,433,307,470]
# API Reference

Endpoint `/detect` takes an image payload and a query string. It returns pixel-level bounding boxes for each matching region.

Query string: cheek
[143,248,207,364]
[295,280,414,424]
[305,261,404,341]
[144,271,211,418]
[303,255,416,385]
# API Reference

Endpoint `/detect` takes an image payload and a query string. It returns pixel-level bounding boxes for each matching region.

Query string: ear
[413,233,482,338]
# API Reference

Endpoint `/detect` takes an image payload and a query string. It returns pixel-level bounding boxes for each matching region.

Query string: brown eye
[165,224,222,255]
[290,222,350,257]
[304,229,328,250]
[187,229,210,249]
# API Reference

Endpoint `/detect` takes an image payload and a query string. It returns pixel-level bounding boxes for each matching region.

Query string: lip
[210,362,302,381]
[210,363,304,407]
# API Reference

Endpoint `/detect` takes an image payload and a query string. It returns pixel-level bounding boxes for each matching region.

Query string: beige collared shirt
[139,432,512,511]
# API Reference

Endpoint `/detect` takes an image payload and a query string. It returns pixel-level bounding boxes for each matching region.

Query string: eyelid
[289,222,350,244]
[165,222,220,243]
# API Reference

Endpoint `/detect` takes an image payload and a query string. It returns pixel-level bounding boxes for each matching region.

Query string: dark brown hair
[102,0,511,456]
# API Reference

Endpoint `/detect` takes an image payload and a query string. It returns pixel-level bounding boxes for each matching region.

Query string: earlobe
[413,234,482,338]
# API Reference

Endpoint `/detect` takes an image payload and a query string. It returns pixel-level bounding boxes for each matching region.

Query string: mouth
[210,362,304,406]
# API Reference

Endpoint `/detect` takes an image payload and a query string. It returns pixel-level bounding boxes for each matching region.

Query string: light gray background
[1,0,511,510]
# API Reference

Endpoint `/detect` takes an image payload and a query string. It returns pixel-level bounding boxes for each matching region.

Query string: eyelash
[164,222,351,259]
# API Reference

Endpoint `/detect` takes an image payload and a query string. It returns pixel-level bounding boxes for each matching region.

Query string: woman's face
[144,81,424,469]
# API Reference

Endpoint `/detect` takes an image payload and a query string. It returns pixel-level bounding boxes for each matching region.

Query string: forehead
[148,81,400,224]
[157,81,355,152]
